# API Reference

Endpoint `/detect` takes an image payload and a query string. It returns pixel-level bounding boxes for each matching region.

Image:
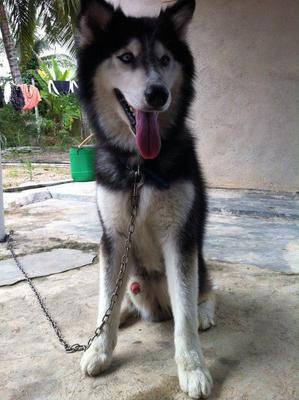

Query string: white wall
[190,0,299,192]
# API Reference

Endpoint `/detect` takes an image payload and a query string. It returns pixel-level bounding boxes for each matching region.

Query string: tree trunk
[0,0,22,84]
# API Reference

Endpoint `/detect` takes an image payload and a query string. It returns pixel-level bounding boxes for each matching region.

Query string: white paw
[198,294,216,331]
[178,364,213,399]
[80,343,112,376]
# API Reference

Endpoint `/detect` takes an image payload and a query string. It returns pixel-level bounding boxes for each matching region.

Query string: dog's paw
[178,364,213,399]
[198,293,216,331]
[80,345,112,376]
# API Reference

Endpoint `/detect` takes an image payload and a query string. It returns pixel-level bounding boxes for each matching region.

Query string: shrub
[0,105,38,148]
[32,58,82,147]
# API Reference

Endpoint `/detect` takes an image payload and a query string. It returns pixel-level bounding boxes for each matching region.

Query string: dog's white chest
[97,181,195,271]
[97,181,194,234]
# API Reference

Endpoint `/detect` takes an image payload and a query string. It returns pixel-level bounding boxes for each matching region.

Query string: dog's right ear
[78,0,115,47]
[163,0,195,38]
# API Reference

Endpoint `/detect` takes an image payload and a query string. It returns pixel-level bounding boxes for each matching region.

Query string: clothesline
[0,80,80,111]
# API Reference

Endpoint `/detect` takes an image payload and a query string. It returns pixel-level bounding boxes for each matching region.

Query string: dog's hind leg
[80,236,130,376]
[198,291,216,331]
[198,255,216,331]
[163,238,213,399]
[119,294,136,326]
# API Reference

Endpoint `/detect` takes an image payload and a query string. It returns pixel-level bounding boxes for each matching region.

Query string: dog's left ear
[163,0,195,37]
[78,0,116,47]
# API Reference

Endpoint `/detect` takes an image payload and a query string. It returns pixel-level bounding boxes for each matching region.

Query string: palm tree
[0,0,79,82]
[0,0,22,83]
[12,0,79,64]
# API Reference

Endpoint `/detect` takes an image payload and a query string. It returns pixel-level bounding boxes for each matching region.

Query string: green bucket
[69,145,96,182]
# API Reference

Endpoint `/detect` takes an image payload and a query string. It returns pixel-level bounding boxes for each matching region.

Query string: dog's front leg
[81,239,128,376]
[163,238,213,399]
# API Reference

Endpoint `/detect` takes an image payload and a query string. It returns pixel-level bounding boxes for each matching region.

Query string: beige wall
[190,0,299,192]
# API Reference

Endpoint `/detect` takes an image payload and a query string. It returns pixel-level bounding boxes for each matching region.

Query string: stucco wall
[190,0,299,192]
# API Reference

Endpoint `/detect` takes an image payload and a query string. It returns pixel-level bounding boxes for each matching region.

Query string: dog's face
[78,0,195,159]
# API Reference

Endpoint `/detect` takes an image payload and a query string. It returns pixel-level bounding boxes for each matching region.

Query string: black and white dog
[77,1,215,398]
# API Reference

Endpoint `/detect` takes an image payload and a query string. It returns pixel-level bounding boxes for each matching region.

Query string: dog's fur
[77,1,215,398]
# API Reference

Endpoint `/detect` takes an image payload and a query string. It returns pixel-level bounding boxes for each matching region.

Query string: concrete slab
[2,186,298,272]
[22,199,100,243]
[5,179,73,192]
[205,189,299,273]
[205,213,299,273]
[0,199,100,261]
[208,189,299,220]
[4,188,52,209]
[0,249,96,286]
[0,262,298,400]
[49,181,96,203]
[3,182,96,209]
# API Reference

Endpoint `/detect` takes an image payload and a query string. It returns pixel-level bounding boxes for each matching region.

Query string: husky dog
[77,0,215,398]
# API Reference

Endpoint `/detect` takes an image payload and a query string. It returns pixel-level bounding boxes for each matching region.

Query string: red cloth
[18,84,41,110]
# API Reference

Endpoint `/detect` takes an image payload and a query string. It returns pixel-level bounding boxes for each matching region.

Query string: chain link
[7,167,144,354]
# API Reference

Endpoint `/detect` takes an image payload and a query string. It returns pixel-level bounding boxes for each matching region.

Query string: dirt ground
[2,148,69,164]
[0,262,298,400]
[2,148,70,189]
[2,164,70,189]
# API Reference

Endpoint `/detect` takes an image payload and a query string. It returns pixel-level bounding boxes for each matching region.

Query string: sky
[0,39,72,78]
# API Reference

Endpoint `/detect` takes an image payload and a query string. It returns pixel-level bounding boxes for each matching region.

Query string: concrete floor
[1,183,298,399]
[2,182,299,272]
[1,263,298,400]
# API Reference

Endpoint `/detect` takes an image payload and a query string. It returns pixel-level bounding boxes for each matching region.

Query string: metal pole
[80,109,90,140]
[31,78,41,143]
[0,151,6,241]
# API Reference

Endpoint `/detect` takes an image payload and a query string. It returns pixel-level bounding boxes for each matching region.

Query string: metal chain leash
[6,166,144,354]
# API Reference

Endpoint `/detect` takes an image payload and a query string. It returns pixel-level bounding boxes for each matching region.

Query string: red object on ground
[130,281,141,295]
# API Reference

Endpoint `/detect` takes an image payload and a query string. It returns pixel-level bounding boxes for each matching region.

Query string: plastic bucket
[69,145,96,182]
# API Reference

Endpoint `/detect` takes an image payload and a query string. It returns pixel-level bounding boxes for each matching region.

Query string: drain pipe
[0,152,6,241]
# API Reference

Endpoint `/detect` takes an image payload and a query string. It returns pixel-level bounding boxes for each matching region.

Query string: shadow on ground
[0,262,298,400]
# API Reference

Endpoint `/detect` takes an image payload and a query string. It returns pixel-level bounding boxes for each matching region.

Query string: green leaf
[51,57,61,80]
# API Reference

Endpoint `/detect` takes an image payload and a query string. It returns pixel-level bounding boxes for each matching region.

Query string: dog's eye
[160,54,170,67]
[118,52,135,64]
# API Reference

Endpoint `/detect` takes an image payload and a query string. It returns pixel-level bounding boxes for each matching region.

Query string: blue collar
[117,156,170,189]
[141,165,170,189]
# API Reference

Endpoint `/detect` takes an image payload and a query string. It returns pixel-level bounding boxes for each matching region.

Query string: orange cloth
[18,84,41,110]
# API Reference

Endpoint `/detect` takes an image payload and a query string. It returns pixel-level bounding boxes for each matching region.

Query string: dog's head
[77,0,195,159]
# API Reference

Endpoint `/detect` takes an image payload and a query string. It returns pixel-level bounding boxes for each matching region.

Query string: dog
[77,1,215,398]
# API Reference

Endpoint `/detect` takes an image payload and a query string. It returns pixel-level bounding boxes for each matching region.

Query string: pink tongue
[135,110,161,159]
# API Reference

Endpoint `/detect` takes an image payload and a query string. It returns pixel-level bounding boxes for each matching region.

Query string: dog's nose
[144,85,169,109]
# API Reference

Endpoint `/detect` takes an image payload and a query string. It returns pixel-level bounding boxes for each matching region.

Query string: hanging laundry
[10,86,25,111]
[48,80,79,96]
[0,87,4,108]
[4,81,12,104]
[70,80,79,95]
[18,84,41,110]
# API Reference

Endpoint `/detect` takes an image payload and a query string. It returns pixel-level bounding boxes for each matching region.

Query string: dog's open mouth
[114,89,161,160]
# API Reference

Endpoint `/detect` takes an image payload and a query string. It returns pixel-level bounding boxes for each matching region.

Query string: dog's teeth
[116,90,136,131]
